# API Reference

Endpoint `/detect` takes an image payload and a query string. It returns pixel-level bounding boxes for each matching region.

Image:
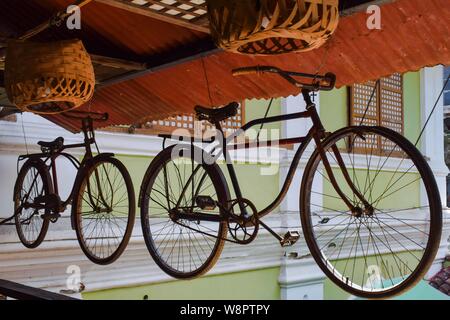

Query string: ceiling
[0,0,449,132]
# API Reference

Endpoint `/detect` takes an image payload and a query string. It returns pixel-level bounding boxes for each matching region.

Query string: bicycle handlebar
[232,66,336,91]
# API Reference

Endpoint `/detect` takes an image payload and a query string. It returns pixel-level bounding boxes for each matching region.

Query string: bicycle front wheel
[300,126,442,299]
[72,156,135,265]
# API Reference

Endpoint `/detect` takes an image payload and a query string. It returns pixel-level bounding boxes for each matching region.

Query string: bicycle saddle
[38,137,64,149]
[194,102,239,123]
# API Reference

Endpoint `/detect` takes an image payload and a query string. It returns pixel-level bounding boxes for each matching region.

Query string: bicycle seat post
[81,117,94,143]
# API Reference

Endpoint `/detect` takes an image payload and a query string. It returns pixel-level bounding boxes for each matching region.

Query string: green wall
[320,86,348,132]
[245,98,282,137]
[403,72,421,142]
[83,267,281,300]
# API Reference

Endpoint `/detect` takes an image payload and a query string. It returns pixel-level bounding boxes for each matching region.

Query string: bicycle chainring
[227,198,259,245]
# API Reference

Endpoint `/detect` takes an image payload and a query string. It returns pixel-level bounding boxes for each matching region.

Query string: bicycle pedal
[195,195,217,210]
[41,212,61,223]
[280,231,300,247]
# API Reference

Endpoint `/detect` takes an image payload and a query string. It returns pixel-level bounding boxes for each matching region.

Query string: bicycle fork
[306,91,372,216]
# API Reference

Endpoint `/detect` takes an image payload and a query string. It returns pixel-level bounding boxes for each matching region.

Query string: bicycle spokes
[302,127,440,297]
[77,161,131,261]
[14,161,50,248]
[141,147,227,278]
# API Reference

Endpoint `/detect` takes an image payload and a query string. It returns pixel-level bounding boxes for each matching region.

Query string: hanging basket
[206,0,340,55]
[4,39,95,114]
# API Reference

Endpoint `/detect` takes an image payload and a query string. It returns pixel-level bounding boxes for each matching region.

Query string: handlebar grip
[232,67,261,76]
[322,72,337,91]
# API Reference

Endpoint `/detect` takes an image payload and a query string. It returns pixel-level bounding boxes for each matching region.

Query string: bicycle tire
[72,156,135,265]
[140,144,230,279]
[300,126,442,299]
[14,159,51,248]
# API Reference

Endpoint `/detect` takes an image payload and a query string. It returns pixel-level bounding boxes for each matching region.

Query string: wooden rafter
[95,0,210,34]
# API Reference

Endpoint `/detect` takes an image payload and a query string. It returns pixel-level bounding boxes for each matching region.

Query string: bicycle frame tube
[211,99,317,219]
[216,89,361,219]
[170,90,365,222]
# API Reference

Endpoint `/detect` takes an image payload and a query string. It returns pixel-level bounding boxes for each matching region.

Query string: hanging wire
[359,79,380,126]
[313,40,332,80]
[201,57,214,106]
[20,113,29,155]
[414,73,450,147]
[256,98,274,143]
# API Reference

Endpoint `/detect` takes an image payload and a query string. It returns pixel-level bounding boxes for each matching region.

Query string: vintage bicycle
[11,112,135,265]
[138,66,442,298]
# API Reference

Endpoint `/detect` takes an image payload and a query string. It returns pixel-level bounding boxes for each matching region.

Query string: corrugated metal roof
[2,0,450,132]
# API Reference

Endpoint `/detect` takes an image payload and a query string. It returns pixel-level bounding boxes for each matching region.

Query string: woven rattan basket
[5,39,95,114]
[206,0,339,55]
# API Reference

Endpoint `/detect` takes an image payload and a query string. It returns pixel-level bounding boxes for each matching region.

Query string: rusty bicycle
[138,66,442,299]
[10,112,135,265]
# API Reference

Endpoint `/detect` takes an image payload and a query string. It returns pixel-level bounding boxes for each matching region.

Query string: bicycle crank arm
[170,211,225,223]
[258,220,301,247]
[258,220,283,242]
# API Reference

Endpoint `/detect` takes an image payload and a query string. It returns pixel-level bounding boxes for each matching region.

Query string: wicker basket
[5,39,95,114]
[206,0,339,55]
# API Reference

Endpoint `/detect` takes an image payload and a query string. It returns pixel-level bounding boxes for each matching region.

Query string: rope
[201,57,214,106]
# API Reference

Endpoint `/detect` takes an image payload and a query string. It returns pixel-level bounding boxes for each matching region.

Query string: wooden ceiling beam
[94,0,210,34]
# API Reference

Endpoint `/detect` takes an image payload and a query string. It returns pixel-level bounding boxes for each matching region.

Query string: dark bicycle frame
[6,115,115,228]
[159,88,369,238]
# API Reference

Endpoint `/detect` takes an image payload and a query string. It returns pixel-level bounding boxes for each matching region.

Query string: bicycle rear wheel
[14,159,51,248]
[140,144,229,279]
[300,126,442,299]
[72,156,135,265]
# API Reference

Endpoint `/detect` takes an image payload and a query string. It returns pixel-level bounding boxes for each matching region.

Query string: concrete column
[278,94,326,299]
[420,66,450,278]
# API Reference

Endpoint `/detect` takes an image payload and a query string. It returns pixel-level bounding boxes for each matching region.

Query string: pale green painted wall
[320,86,348,132]
[245,98,282,135]
[403,72,421,143]
[83,267,281,300]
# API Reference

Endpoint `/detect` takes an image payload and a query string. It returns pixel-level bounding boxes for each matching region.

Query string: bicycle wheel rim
[141,145,228,279]
[14,160,50,248]
[301,126,442,298]
[74,158,135,265]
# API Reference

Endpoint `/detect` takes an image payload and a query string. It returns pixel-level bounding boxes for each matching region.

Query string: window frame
[348,73,404,156]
